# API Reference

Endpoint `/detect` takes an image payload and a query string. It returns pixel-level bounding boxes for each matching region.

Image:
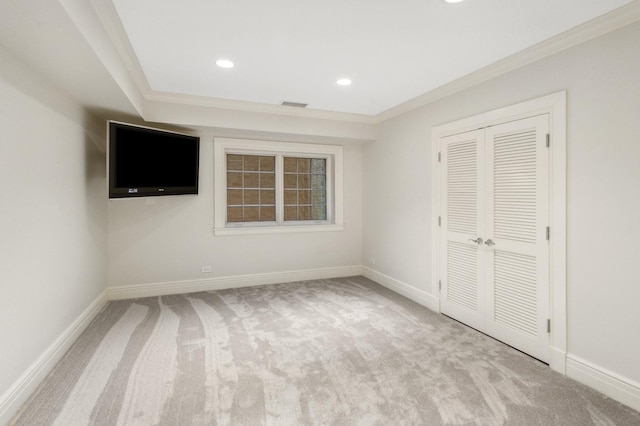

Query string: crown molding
[375,0,640,122]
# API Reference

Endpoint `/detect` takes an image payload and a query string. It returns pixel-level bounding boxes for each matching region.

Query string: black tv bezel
[108,121,200,199]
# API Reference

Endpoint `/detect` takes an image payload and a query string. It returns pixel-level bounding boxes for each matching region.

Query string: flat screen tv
[108,121,200,199]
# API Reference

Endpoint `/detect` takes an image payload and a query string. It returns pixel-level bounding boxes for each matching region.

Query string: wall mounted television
[108,121,200,199]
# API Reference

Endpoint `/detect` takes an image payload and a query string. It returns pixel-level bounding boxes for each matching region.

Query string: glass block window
[215,137,343,234]
[283,157,327,221]
[226,154,276,222]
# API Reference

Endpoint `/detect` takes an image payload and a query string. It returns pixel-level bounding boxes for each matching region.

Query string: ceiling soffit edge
[144,91,377,124]
[88,0,152,96]
[143,98,378,142]
[59,0,145,115]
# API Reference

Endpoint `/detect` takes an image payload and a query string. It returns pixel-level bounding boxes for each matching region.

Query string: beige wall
[363,22,640,383]
[0,46,107,395]
[107,132,363,288]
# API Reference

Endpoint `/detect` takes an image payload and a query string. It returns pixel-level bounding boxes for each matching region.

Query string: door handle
[484,239,495,247]
[468,237,483,245]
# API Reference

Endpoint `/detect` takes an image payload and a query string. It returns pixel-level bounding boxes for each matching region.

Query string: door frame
[431,91,567,374]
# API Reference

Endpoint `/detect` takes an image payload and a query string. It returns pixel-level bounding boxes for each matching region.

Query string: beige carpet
[10,276,640,425]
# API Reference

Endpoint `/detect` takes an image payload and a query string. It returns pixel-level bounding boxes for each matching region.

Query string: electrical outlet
[369,258,376,265]
[201,266,212,273]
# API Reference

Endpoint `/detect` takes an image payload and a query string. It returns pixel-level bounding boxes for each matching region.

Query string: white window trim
[214,137,344,236]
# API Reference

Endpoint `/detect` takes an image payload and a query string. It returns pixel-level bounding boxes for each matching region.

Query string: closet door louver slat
[447,139,478,235]
[494,250,538,337]
[447,242,479,312]
[493,129,538,244]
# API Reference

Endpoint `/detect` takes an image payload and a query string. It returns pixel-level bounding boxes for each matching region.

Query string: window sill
[214,224,345,236]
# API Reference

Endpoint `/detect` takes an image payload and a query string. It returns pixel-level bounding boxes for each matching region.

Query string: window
[214,138,344,235]
[283,157,327,221]
[226,154,276,222]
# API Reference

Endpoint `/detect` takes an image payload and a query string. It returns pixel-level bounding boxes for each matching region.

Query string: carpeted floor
[10,276,640,425]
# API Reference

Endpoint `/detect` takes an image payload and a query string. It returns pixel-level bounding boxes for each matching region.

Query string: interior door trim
[430,91,567,374]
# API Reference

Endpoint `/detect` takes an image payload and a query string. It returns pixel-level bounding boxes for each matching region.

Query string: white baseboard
[362,266,439,312]
[550,345,567,375]
[566,354,640,412]
[0,290,108,425]
[107,265,363,300]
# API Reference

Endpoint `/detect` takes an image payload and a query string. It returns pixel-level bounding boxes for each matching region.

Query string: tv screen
[108,121,200,199]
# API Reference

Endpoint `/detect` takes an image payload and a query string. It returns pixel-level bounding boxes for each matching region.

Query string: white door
[440,115,550,363]
[484,115,550,362]
[440,129,485,332]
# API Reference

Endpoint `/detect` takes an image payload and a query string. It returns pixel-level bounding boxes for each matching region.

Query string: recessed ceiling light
[336,78,352,86]
[216,59,234,69]
[443,0,464,3]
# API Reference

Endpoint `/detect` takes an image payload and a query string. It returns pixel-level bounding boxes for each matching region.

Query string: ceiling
[0,0,635,129]
[110,0,633,116]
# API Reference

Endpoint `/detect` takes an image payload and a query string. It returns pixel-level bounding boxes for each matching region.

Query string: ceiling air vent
[281,101,308,108]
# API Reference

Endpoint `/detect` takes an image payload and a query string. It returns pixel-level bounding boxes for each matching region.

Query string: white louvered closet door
[484,115,550,362]
[439,115,550,363]
[440,129,485,332]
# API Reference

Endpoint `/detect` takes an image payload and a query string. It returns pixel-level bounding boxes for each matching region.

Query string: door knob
[468,237,483,245]
[484,239,495,247]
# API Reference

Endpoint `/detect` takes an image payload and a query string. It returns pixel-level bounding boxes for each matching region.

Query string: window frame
[214,138,344,236]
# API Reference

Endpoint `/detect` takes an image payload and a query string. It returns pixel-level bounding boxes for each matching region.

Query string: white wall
[0,47,107,397]
[363,22,640,384]
[108,132,363,288]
